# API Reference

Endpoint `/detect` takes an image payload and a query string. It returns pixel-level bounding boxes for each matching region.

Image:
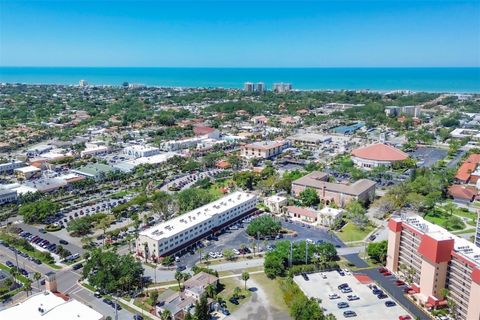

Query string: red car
[399,316,412,320]
[395,280,406,286]
[403,286,412,293]
[378,267,388,273]
[383,271,392,276]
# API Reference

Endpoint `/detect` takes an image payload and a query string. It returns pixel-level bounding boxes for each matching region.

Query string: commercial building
[450,128,480,140]
[72,163,118,180]
[14,165,42,180]
[0,189,17,205]
[0,159,25,174]
[123,145,160,158]
[136,191,257,260]
[0,291,104,320]
[285,206,343,227]
[288,133,332,149]
[291,171,376,207]
[386,214,480,320]
[26,145,53,157]
[240,140,289,159]
[114,152,179,172]
[264,194,288,213]
[80,145,109,158]
[351,143,409,169]
[193,125,220,139]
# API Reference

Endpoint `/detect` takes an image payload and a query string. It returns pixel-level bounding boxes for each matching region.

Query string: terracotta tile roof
[287,206,317,219]
[455,154,480,182]
[448,184,477,201]
[351,143,408,162]
[193,125,216,136]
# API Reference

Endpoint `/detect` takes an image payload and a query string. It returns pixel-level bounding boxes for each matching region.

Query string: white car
[233,249,240,255]
[321,273,327,279]
[328,293,340,300]
[347,295,360,301]
[343,268,352,275]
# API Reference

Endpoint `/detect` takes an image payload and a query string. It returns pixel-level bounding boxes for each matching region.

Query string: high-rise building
[386,214,480,320]
[273,82,292,93]
[256,82,265,93]
[78,79,88,87]
[243,82,254,92]
[476,211,480,248]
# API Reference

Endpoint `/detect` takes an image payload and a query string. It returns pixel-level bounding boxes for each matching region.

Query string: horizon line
[1,66,480,69]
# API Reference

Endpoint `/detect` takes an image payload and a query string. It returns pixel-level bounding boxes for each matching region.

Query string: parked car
[59,239,69,245]
[329,293,340,300]
[337,302,349,309]
[377,293,388,299]
[341,287,352,293]
[133,315,144,320]
[347,295,359,301]
[103,298,113,305]
[343,311,357,318]
[378,267,388,273]
[337,283,349,290]
[385,301,396,307]
[301,273,309,281]
[395,280,406,286]
[5,261,14,268]
[72,263,83,270]
[94,291,102,298]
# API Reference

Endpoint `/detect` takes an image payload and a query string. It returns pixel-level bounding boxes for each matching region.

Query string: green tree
[33,272,42,290]
[233,286,241,299]
[222,248,235,261]
[299,188,319,207]
[19,200,58,224]
[367,241,388,264]
[241,271,250,290]
[175,271,183,290]
[194,294,210,320]
[246,215,281,238]
[24,279,33,297]
[149,290,159,306]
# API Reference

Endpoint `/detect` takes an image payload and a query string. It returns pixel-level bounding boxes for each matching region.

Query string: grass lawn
[217,276,252,313]
[452,228,477,235]
[251,273,289,313]
[0,263,29,284]
[335,222,374,242]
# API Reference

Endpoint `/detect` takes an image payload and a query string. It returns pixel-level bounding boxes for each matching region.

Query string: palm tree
[24,279,32,297]
[160,309,171,320]
[10,268,19,284]
[241,271,250,290]
[33,272,42,291]
[174,271,183,290]
[198,247,204,263]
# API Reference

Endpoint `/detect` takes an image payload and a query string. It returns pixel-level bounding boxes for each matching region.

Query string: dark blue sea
[0,67,479,93]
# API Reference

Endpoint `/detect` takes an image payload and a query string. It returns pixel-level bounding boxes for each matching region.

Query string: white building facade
[136,192,257,260]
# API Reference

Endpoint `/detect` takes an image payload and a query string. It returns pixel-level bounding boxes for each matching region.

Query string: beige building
[240,140,288,159]
[291,171,376,207]
[386,214,480,320]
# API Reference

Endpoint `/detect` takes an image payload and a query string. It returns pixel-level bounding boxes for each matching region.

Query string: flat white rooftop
[0,291,103,320]
[140,191,255,241]
[14,165,41,173]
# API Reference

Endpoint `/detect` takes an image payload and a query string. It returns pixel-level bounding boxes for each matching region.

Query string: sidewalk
[145,270,264,291]
[117,297,161,320]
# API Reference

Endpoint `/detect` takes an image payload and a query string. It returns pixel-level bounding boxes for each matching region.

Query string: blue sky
[0,0,479,67]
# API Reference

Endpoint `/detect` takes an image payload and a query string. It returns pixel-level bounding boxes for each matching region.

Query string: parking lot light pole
[305,241,308,265]
[289,241,293,268]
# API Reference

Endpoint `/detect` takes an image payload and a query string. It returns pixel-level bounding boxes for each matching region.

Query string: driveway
[362,268,431,320]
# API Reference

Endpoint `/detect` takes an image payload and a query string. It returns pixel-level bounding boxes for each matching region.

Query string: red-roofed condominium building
[386,214,480,320]
[455,154,480,184]
[351,143,409,169]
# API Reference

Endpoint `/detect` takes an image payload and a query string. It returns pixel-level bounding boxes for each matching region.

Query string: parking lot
[409,146,447,168]
[294,271,411,319]
[176,213,345,268]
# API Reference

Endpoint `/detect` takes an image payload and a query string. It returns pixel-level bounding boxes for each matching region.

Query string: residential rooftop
[292,171,376,196]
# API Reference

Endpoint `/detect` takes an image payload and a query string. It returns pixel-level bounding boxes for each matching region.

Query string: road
[447,149,467,168]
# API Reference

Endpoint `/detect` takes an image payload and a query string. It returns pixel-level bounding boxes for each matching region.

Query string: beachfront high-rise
[243,82,254,92]
[476,211,480,248]
[273,82,292,93]
[386,214,480,320]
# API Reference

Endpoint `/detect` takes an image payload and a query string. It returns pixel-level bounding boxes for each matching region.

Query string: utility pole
[289,241,293,267]
[306,241,310,265]
[14,249,19,270]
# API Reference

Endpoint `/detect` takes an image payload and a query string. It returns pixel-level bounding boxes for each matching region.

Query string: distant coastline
[1,67,479,93]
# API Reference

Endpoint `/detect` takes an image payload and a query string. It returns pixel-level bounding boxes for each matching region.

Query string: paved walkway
[146,270,264,291]
[117,297,161,320]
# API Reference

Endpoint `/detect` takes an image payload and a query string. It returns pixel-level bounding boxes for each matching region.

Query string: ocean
[0,67,479,93]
